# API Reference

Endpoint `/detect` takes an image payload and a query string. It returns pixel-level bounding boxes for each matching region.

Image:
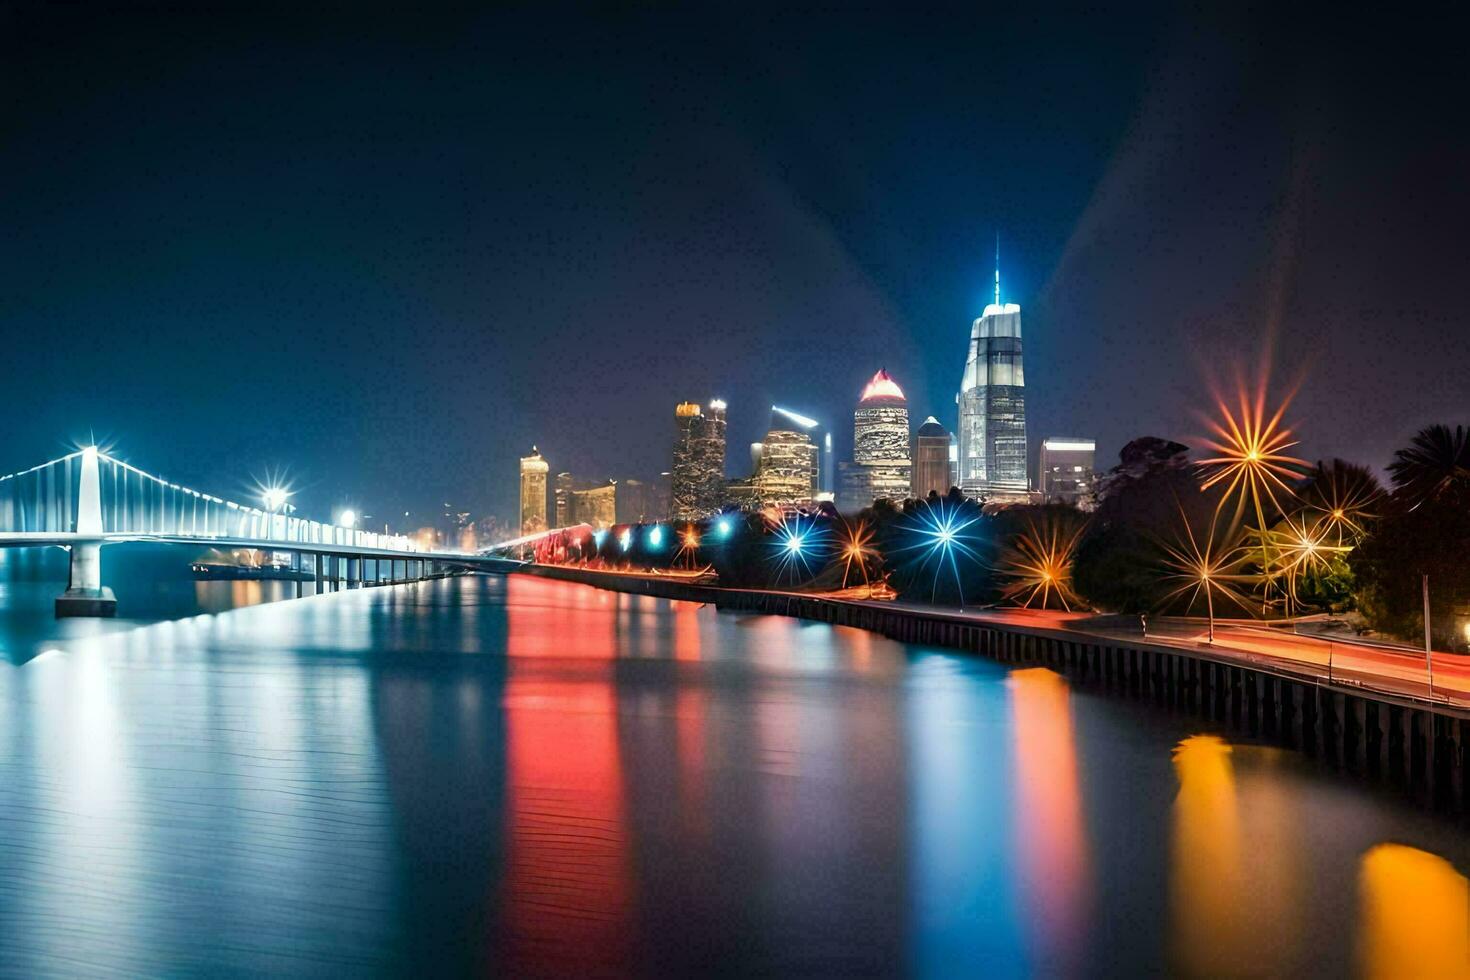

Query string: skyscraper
[692,399,727,514]
[519,448,548,536]
[756,431,818,508]
[839,369,911,510]
[1039,438,1097,509]
[958,241,1028,496]
[671,402,703,519]
[554,471,574,527]
[671,399,727,520]
[568,482,617,528]
[912,416,952,499]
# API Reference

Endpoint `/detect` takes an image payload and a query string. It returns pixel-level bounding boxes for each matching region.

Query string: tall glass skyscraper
[957,247,1028,495]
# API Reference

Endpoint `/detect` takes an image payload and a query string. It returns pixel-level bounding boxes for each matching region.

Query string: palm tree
[1387,424,1470,508]
[1296,458,1382,544]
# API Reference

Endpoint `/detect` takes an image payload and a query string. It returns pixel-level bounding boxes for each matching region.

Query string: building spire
[994,232,1001,308]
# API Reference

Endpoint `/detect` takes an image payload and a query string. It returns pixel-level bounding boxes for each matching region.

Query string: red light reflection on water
[501,576,633,974]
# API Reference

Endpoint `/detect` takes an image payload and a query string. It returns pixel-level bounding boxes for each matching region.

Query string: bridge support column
[56,448,115,617]
[56,541,117,617]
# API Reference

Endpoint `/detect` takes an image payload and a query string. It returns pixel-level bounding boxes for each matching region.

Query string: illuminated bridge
[0,446,517,617]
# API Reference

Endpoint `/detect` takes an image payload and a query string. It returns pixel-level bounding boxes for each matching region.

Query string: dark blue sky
[4,5,1466,530]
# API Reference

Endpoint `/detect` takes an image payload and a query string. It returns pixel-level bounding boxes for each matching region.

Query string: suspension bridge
[0,446,516,616]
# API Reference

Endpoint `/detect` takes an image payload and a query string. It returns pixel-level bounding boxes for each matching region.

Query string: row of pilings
[515,565,1470,813]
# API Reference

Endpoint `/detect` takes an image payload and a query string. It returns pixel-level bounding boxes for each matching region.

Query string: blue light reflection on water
[1,546,1468,975]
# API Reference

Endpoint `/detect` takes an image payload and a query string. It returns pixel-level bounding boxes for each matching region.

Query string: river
[0,545,1466,977]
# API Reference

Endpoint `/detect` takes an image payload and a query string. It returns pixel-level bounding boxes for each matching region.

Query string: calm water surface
[0,547,1467,977]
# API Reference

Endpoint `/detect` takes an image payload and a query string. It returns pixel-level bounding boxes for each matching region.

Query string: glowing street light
[891,497,985,604]
[262,487,289,512]
[1158,505,1256,643]
[838,519,877,591]
[1000,515,1088,611]
[767,513,826,583]
[1198,380,1306,609]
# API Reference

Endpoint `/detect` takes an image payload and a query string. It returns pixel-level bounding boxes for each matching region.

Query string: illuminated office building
[568,482,617,528]
[671,399,727,520]
[519,448,548,536]
[755,424,818,509]
[839,369,912,510]
[912,416,952,499]
[1039,438,1097,509]
[957,242,1028,496]
[554,471,574,527]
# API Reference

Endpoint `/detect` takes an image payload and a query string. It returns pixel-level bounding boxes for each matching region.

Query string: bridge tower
[55,446,117,617]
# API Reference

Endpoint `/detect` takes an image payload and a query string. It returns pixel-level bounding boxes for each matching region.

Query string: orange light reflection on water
[1008,668,1091,970]
[1169,735,1302,977]
[1358,843,1470,979]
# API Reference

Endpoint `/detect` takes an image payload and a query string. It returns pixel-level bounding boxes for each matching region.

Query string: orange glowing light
[1300,460,1381,547]
[1000,514,1088,611]
[1198,382,1307,527]
[837,518,879,592]
[1158,504,1258,637]
[1197,379,1308,612]
[1257,512,1353,615]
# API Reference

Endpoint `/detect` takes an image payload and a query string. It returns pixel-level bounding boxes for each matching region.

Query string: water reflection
[908,654,1025,976]
[502,575,633,974]
[2,572,1470,975]
[1008,668,1091,973]
[1169,735,1304,977]
[1359,843,1470,979]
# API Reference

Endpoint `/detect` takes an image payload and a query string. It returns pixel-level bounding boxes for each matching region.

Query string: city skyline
[4,6,1465,530]
[4,6,1469,976]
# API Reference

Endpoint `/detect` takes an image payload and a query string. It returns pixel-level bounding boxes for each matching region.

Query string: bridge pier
[56,540,117,617]
[55,448,115,617]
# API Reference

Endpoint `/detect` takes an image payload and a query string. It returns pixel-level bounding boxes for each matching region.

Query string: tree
[1073,437,1205,612]
[1386,424,1470,508]
[1351,425,1470,651]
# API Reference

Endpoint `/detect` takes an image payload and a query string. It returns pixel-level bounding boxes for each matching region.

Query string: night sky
[4,5,1466,531]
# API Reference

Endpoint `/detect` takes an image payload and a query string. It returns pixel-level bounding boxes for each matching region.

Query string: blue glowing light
[891,498,986,603]
[767,514,827,582]
[648,525,664,547]
[716,517,732,538]
[619,529,632,551]
[593,529,608,548]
